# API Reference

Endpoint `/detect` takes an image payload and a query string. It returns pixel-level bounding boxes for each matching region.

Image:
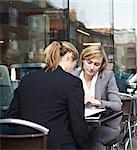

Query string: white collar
[79,71,98,98]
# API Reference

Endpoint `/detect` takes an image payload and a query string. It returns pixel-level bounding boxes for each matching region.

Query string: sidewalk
[132,137,137,150]
[119,137,137,150]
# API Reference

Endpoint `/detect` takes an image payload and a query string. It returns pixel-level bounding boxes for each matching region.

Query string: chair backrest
[0,65,14,118]
[119,93,133,120]
[0,65,11,86]
[0,118,49,150]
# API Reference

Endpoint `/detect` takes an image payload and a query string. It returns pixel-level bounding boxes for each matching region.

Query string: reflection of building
[73,20,114,62]
[0,0,136,74]
[1,0,137,105]
[46,2,68,42]
[0,0,45,64]
[114,29,136,71]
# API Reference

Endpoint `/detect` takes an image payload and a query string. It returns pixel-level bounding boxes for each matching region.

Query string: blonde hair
[43,41,79,71]
[80,44,108,72]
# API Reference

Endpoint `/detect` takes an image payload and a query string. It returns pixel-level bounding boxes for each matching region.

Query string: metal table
[85,111,123,127]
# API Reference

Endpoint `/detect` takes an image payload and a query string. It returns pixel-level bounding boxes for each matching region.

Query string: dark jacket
[8,66,90,149]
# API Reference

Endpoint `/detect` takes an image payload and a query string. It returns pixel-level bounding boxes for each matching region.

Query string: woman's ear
[67,52,74,61]
[81,60,84,69]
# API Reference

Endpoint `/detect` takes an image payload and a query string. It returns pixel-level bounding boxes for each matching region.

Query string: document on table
[85,107,106,119]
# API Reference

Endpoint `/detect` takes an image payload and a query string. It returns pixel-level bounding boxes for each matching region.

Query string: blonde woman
[8,41,90,150]
[76,44,122,150]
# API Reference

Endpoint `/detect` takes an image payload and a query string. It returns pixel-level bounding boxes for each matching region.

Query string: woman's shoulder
[71,67,81,77]
[101,69,114,79]
[102,69,114,74]
[65,71,82,82]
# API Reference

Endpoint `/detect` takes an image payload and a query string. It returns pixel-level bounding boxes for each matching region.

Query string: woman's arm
[100,71,122,111]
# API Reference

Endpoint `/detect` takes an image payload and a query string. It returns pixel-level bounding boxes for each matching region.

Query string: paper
[85,114,101,119]
[84,107,106,117]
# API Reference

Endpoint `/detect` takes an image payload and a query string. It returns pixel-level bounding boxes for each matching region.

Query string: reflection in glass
[28,14,45,63]
[45,0,69,42]
[69,0,113,64]
[0,0,136,93]
[113,0,136,92]
[9,8,18,27]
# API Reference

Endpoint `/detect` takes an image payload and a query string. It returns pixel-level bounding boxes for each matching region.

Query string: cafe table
[85,110,123,127]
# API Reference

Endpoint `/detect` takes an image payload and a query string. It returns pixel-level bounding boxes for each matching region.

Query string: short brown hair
[80,44,108,72]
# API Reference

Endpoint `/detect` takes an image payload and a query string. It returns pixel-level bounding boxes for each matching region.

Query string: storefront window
[0,0,46,66]
[9,8,18,27]
[1,0,137,117]
[0,0,136,72]
[21,0,40,6]
[113,0,136,92]
[28,14,45,63]
[46,0,69,43]
[69,0,114,67]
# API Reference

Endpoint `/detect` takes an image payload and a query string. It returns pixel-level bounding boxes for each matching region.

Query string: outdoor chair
[105,92,134,150]
[105,138,120,150]
[119,92,133,150]
[0,118,49,150]
[0,65,14,118]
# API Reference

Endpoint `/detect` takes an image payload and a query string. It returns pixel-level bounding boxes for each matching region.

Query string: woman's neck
[59,57,67,71]
[84,72,93,81]
[84,72,93,89]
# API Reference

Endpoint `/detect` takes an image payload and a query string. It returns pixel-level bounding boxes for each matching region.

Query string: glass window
[1,0,137,115]
[69,0,114,63]
[21,0,40,6]
[28,14,45,63]
[0,0,136,67]
[0,0,46,66]
[45,0,69,45]
[9,8,18,27]
[113,0,136,92]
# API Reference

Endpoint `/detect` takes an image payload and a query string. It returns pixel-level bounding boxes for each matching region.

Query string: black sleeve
[7,85,21,118]
[68,77,90,150]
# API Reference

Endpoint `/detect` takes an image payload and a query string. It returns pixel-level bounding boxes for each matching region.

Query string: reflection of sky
[48,0,136,29]
[114,0,136,29]
[70,0,111,29]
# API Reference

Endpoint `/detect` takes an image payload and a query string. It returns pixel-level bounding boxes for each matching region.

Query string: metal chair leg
[128,121,133,150]
[106,141,120,150]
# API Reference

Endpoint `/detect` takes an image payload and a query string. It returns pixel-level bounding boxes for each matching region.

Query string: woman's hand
[84,96,102,107]
[84,95,92,105]
[84,97,91,105]
[89,98,102,107]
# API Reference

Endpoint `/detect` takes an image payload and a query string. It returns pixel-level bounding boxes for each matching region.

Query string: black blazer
[8,66,89,149]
